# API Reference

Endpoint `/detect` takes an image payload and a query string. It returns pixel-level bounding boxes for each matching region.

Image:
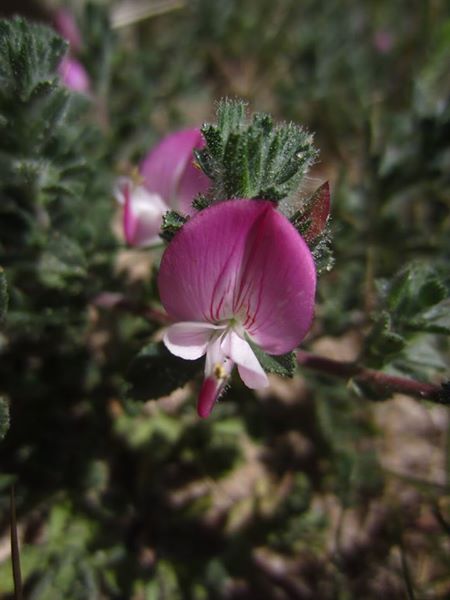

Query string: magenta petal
[198,335,233,418]
[58,57,90,93]
[54,8,82,52]
[230,202,316,354]
[158,200,316,354]
[198,377,220,418]
[140,129,209,214]
[122,182,137,244]
[159,200,256,323]
[176,150,210,214]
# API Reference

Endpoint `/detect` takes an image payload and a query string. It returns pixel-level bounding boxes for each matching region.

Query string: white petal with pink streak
[221,331,268,389]
[164,322,224,360]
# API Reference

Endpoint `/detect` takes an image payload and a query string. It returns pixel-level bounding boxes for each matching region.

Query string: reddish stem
[296,350,445,403]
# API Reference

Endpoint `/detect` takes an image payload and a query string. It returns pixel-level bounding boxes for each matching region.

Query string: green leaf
[191,194,212,211]
[309,228,335,275]
[368,263,449,369]
[245,334,296,377]
[125,342,203,401]
[197,99,317,203]
[38,234,87,289]
[366,311,406,360]
[0,15,93,222]
[217,97,247,137]
[386,262,447,318]
[0,17,67,103]
[222,131,249,197]
[411,299,450,334]
[393,335,449,378]
[160,210,187,242]
[414,19,450,116]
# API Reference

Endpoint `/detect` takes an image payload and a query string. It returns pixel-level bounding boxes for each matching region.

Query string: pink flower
[58,56,90,93]
[116,129,210,247]
[54,8,83,52]
[373,31,393,54]
[116,178,168,247]
[53,8,90,93]
[158,199,316,417]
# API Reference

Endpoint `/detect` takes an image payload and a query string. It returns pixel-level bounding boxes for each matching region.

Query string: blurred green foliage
[0,1,449,599]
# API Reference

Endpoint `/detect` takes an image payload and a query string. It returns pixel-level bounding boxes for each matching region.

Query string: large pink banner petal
[159,199,316,355]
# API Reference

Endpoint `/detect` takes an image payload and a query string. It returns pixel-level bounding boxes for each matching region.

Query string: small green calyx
[160,210,187,242]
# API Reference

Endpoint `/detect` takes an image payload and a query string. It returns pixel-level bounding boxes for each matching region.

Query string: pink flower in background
[53,8,90,93]
[54,8,82,52]
[373,30,393,54]
[116,129,210,247]
[116,178,168,247]
[158,199,316,417]
[58,56,90,93]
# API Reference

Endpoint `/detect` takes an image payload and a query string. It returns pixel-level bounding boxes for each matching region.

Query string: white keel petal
[221,331,269,389]
[164,322,222,360]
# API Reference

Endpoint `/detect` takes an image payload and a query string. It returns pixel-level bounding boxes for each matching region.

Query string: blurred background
[0,0,449,598]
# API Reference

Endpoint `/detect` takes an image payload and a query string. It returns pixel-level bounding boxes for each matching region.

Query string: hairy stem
[296,350,446,404]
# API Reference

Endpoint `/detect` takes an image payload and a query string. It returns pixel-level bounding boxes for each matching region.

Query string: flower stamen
[214,363,228,380]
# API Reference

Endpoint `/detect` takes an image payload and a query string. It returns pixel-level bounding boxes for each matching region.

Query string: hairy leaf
[160,210,187,242]
[126,342,203,401]
[197,99,317,202]
[246,335,296,377]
